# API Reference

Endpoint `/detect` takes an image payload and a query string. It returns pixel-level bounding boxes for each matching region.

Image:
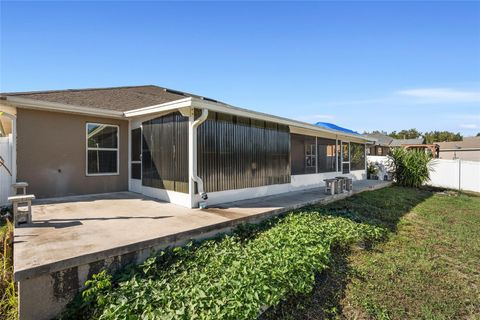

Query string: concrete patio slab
[14,179,391,282]
[14,179,391,320]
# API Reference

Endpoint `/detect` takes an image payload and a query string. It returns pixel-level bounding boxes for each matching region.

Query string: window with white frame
[305,143,317,168]
[86,123,119,175]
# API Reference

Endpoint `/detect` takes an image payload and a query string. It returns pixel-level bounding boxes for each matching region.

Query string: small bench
[335,177,353,192]
[324,178,338,195]
[8,194,35,227]
[12,182,29,195]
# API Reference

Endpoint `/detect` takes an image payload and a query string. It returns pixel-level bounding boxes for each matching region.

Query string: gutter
[4,94,375,144]
[191,109,209,202]
[190,98,376,143]
[4,96,124,118]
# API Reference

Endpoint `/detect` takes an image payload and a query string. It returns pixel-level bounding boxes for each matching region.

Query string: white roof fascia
[5,96,125,119]
[7,93,375,143]
[190,98,375,143]
[123,97,193,118]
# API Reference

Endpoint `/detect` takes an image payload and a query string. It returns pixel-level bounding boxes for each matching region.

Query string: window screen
[350,143,366,170]
[131,128,141,162]
[317,138,336,173]
[291,133,317,175]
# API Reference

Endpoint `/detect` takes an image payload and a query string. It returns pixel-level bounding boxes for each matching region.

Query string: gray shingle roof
[389,138,425,147]
[364,132,425,147]
[0,85,200,112]
[364,133,394,146]
[436,136,480,149]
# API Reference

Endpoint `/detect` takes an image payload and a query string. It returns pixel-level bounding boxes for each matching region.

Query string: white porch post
[335,136,338,172]
[11,113,16,185]
[127,120,131,191]
[188,112,196,208]
[364,143,367,177]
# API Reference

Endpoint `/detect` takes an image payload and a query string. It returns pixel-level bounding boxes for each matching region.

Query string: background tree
[388,129,422,140]
[364,129,464,143]
[423,131,462,144]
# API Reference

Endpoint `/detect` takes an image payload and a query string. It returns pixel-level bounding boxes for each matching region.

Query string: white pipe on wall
[190,109,209,202]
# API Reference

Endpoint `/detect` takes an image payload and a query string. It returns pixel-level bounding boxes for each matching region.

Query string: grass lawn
[48,186,480,319]
[262,187,480,319]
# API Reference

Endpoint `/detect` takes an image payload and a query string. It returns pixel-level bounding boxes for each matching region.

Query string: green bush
[63,211,386,320]
[389,148,431,188]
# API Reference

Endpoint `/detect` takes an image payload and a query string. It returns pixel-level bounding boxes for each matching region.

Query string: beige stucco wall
[438,150,480,161]
[17,108,129,198]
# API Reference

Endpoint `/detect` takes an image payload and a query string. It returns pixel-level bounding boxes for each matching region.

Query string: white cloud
[449,114,480,121]
[295,114,335,123]
[460,123,479,129]
[316,87,480,108]
[397,88,480,103]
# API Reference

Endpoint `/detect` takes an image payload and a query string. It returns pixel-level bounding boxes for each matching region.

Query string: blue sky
[1,1,479,135]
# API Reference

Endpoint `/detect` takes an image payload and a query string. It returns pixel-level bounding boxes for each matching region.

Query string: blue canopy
[314,122,360,135]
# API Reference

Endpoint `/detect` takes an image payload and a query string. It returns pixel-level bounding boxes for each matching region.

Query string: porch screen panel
[291,133,317,175]
[131,128,141,179]
[197,111,290,193]
[142,112,189,193]
[350,143,366,171]
[317,138,337,173]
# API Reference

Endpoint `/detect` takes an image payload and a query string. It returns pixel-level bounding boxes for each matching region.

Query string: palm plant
[388,148,431,188]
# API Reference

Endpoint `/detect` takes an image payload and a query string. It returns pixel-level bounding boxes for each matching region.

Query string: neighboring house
[0,85,374,208]
[436,136,480,161]
[364,132,395,156]
[364,132,430,156]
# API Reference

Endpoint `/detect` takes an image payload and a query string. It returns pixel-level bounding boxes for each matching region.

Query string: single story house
[436,136,480,161]
[0,85,374,208]
[364,132,395,156]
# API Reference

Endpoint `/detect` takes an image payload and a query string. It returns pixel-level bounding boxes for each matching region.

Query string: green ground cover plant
[63,210,386,319]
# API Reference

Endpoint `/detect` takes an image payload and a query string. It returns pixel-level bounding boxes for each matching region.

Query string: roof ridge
[0,85,158,96]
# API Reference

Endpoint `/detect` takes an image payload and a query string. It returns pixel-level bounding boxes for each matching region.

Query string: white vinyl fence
[428,159,480,193]
[367,156,391,180]
[367,156,480,193]
[0,134,13,206]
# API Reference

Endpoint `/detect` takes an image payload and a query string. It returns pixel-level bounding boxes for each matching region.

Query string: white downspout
[189,109,209,207]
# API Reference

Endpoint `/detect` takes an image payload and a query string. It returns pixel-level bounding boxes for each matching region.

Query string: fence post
[458,159,461,192]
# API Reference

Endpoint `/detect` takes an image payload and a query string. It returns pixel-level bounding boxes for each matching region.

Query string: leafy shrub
[367,162,379,178]
[389,148,431,188]
[64,211,386,320]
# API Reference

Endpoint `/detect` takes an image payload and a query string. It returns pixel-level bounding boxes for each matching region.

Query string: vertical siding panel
[141,111,189,193]
[197,112,290,193]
